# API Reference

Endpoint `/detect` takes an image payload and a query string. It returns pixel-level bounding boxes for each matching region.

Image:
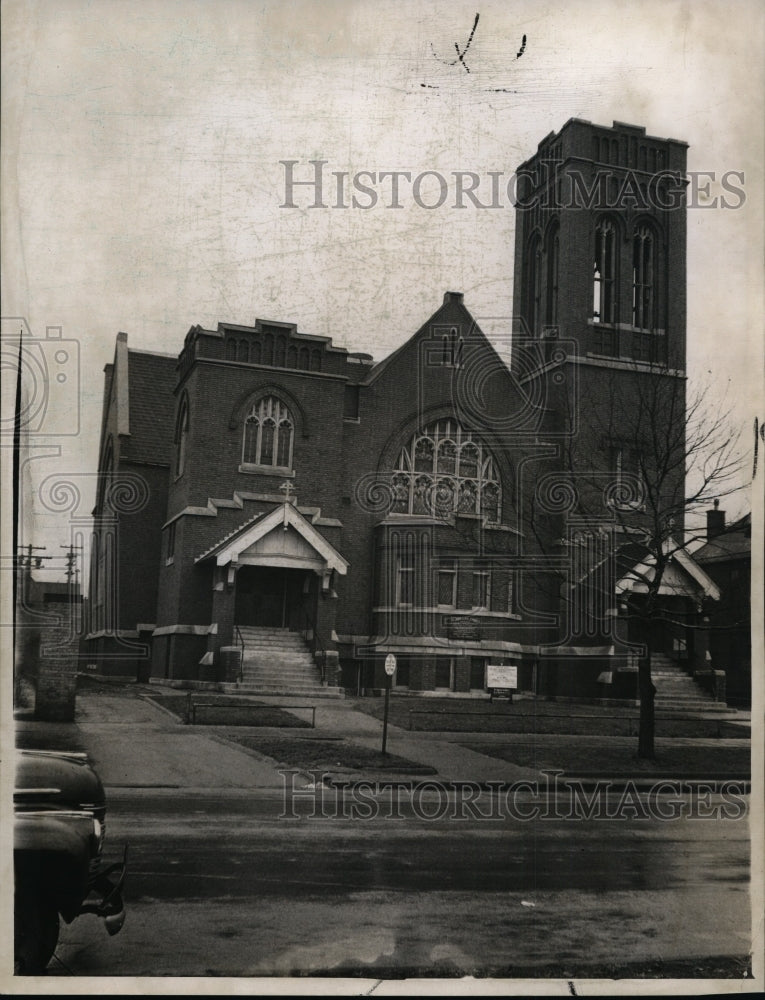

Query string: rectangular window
[609,446,644,509]
[470,657,485,690]
[166,522,176,562]
[610,446,638,484]
[394,658,410,687]
[472,571,490,610]
[436,559,457,607]
[343,384,360,419]
[397,557,414,607]
[435,657,452,689]
[506,577,514,614]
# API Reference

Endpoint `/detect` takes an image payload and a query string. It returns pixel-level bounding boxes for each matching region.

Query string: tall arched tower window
[242,396,294,470]
[546,221,560,325]
[390,419,501,523]
[593,218,618,324]
[632,224,655,330]
[526,234,542,335]
[175,396,189,478]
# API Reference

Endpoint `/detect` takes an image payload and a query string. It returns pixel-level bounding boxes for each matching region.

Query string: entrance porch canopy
[195,503,349,582]
[615,538,720,601]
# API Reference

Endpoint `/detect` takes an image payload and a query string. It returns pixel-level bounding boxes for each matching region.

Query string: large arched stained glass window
[242,396,294,469]
[390,419,501,522]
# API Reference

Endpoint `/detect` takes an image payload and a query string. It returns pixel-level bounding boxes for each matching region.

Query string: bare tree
[529,360,746,759]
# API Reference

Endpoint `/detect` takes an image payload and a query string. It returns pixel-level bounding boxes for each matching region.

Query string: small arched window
[175,397,189,478]
[242,396,294,470]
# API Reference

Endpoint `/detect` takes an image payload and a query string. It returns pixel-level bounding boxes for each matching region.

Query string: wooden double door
[235,566,309,629]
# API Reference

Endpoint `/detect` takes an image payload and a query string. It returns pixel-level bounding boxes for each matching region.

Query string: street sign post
[382,654,396,754]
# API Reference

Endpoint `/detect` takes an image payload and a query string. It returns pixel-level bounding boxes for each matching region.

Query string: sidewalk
[14,685,752,792]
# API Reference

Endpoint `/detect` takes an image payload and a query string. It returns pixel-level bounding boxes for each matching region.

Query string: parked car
[14,749,127,974]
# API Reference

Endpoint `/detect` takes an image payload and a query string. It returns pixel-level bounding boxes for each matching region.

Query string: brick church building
[85,119,725,704]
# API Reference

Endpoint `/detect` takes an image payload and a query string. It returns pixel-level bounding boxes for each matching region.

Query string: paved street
[15,690,753,981]
[46,785,750,979]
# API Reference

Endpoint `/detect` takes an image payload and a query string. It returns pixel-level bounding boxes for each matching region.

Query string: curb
[324,774,752,792]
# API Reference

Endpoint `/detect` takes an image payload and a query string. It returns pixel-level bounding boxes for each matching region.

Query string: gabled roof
[616,537,721,600]
[122,349,178,465]
[361,292,508,387]
[195,502,349,574]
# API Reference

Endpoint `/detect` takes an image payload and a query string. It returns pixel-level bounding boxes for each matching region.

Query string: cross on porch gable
[279,480,297,503]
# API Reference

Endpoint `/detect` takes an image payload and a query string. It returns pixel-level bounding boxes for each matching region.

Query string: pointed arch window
[632,224,655,330]
[527,234,543,334]
[593,218,618,324]
[175,396,189,478]
[546,222,560,325]
[391,419,501,523]
[242,396,294,470]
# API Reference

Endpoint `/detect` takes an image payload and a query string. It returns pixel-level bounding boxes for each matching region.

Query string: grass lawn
[350,696,746,739]
[218,732,436,773]
[461,739,751,778]
[145,693,313,727]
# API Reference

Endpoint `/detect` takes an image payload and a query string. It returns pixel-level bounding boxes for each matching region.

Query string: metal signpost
[382,654,397,754]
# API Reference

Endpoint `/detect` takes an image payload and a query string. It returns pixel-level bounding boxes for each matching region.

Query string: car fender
[14,813,93,923]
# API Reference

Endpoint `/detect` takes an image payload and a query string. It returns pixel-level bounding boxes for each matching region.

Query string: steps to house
[231,626,344,699]
[649,654,724,710]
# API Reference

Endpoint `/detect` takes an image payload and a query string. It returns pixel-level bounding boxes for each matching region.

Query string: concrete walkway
[16,692,286,791]
[15,685,751,795]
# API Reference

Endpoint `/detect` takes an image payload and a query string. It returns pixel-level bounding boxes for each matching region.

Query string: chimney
[706,499,726,540]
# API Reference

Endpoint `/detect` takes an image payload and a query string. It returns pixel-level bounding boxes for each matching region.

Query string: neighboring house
[694,504,752,706]
[86,337,177,680]
[15,563,83,720]
[84,120,729,705]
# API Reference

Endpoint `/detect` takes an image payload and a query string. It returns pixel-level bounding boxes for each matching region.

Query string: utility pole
[16,545,52,606]
[60,543,83,588]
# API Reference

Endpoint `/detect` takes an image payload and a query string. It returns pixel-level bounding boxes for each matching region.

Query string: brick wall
[34,598,81,722]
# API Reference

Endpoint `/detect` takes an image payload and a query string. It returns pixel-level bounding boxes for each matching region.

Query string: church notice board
[444,616,481,641]
[487,664,517,701]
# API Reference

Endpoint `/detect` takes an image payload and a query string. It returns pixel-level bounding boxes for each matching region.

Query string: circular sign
[384,654,397,676]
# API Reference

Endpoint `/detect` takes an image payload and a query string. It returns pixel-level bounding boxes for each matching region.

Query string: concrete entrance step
[655,701,724,710]
[234,626,341,698]
[242,673,318,682]
[220,683,345,699]
[242,659,317,669]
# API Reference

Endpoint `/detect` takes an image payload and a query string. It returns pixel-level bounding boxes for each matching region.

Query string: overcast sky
[3,0,763,583]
